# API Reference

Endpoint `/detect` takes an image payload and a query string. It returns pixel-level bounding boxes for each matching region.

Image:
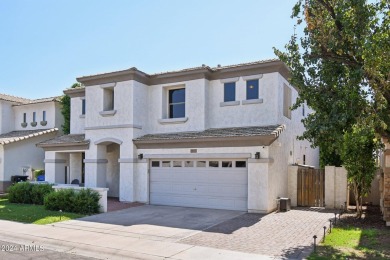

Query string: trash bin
[277,197,291,212]
[11,175,29,183]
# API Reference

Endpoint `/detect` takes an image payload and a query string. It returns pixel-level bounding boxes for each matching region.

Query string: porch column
[44,151,67,184]
[69,153,82,183]
[84,145,107,188]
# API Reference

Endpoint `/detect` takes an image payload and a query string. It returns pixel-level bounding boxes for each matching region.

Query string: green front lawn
[308,226,390,259]
[0,196,84,225]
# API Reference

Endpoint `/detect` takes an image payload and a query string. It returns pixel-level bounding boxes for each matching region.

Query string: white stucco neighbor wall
[0,102,15,134]
[2,133,57,182]
[13,102,60,131]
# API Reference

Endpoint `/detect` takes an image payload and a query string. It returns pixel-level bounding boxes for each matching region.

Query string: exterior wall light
[138,154,143,160]
[255,152,260,159]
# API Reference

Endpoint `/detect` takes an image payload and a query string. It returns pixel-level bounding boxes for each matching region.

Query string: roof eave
[133,135,279,149]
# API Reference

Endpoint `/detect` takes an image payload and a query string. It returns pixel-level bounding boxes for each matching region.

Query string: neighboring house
[38,59,319,213]
[0,94,62,192]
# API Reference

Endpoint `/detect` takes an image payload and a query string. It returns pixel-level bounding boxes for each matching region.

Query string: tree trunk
[352,182,362,218]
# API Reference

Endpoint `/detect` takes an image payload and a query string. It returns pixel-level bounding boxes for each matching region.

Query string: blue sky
[0,1,299,99]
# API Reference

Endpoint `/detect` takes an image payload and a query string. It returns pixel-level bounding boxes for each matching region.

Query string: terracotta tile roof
[37,134,88,146]
[134,125,285,142]
[0,93,61,106]
[0,128,58,145]
[0,93,31,104]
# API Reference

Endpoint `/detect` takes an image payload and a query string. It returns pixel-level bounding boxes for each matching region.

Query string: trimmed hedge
[44,189,100,214]
[8,182,54,205]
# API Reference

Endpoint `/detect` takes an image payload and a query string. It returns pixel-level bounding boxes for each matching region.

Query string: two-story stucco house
[38,59,319,213]
[0,94,62,192]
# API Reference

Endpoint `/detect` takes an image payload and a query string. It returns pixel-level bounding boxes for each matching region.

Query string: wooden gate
[297,167,325,207]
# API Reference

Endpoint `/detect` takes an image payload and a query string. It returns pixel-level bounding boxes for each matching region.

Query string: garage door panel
[150,159,248,211]
[150,182,248,197]
[151,171,247,185]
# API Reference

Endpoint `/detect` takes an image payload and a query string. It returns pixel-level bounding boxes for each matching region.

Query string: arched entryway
[95,138,122,199]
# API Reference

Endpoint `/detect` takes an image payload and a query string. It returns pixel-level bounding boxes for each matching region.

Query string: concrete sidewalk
[0,219,271,260]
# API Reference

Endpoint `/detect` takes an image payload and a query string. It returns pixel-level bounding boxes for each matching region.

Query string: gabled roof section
[14,96,62,106]
[0,93,61,106]
[0,93,31,104]
[0,128,58,145]
[77,59,290,86]
[133,125,286,149]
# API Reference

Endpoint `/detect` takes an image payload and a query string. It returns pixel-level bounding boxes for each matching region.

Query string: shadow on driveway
[76,205,245,232]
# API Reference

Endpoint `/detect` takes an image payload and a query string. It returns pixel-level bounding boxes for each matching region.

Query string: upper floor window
[32,112,36,122]
[42,111,46,121]
[23,113,27,123]
[169,88,185,118]
[283,84,292,119]
[82,99,86,115]
[224,82,236,102]
[246,79,259,100]
[103,88,114,111]
[302,103,305,117]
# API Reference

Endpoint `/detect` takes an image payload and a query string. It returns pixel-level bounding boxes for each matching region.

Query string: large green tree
[341,120,382,217]
[274,0,389,214]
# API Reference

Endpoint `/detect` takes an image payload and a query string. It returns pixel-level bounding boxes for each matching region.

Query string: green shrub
[8,182,53,205]
[31,184,53,205]
[44,188,100,214]
[8,182,32,204]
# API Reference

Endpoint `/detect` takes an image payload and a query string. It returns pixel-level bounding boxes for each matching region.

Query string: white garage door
[150,159,248,211]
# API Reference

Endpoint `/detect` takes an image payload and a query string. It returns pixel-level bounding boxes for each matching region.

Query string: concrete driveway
[52,205,244,242]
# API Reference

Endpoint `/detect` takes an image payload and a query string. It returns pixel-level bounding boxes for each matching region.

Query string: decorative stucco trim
[94,138,123,145]
[63,88,85,98]
[242,74,263,81]
[158,117,188,125]
[39,144,89,152]
[99,110,117,117]
[77,60,291,89]
[100,82,116,89]
[83,159,108,164]
[242,99,263,105]
[118,158,146,163]
[219,77,240,83]
[85,124,142,130]
[143,153,252,159]
[248,158,274,163]
[44,159,67,163]
[220,101,240,107]
[79,115,85,118]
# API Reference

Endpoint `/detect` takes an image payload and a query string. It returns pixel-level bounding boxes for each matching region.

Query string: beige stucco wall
[324,166,348,209]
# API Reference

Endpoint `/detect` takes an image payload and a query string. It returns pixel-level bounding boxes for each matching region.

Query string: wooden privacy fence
[297,167,325,207]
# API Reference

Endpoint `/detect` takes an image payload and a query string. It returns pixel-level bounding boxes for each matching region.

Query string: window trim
[168,87,186,119]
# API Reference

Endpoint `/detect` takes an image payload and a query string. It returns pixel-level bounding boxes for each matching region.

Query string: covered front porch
[37,134,121,199]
